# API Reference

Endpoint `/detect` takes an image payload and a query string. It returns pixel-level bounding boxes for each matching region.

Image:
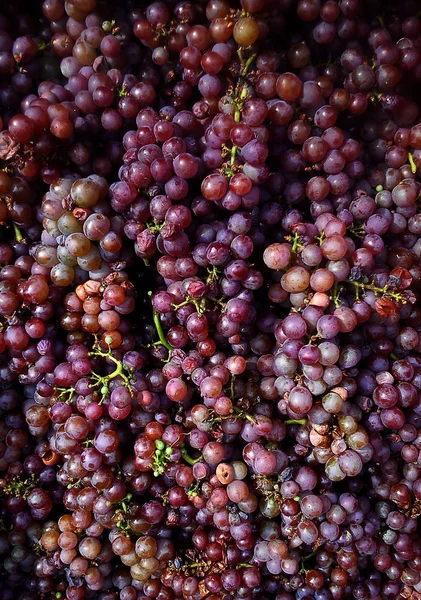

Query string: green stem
[241,53,257,76]
[206,265,220,284]
[172,297,203,315]
[285,419,306,425]
[344,280,404,302]
[2,475,39,497]
[232,407,256,423]
[234,105,241,123]
[88,346,134,399]
[230,374,236,401]
[348,224,365,238]
[303,551,315,562]
[188,562,205,569]
[146,220,164,233]
[91,350,123,378]
[354,283,360,301]
[120,493,132,513]
[55,386,75,402]
[152,308,172,352]
[13,224,23,243]
[291,232,303,254]
[331,283,341,308]
[180,447,202,465]
[408,152,417,174]
[233,86,249,123]
[230,144,239,166]
[187,481,200,497]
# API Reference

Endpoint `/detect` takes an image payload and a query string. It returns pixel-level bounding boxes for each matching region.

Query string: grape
[233,17,260,47]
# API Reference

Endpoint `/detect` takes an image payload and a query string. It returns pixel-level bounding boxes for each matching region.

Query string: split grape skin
[1,0,421,599]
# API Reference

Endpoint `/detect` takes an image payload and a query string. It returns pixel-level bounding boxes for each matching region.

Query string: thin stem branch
[344,279,405,302]
[180,447,202,465]
[152,308,172,352]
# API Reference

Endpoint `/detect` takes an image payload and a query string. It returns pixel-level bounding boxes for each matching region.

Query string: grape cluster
[2,0,421,599]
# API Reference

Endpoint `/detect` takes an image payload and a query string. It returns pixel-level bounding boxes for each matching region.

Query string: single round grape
[281,266,310,292]
[233,17,260,47]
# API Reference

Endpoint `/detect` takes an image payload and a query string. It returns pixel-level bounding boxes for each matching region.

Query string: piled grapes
[2,0,421,599]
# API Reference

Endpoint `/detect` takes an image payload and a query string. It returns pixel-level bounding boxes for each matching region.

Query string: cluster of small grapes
[0,251,67,396]
[37,175,114,285]
[0,0,156,189]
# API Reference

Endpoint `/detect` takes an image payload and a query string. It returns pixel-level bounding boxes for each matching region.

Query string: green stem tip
[13,224,23,243]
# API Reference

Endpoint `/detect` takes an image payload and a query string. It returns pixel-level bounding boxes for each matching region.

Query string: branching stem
[344,279,406,302]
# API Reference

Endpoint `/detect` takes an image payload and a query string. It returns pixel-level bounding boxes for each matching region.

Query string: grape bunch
[2,0,421,599]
